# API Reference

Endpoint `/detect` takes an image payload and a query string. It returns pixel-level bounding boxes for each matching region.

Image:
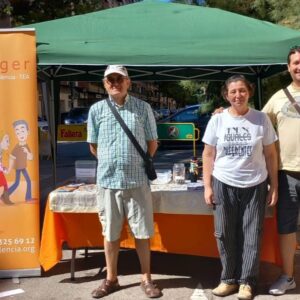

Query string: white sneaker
[269,275,296,295]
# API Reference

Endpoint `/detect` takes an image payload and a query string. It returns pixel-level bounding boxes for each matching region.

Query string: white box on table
[75,160,97,183]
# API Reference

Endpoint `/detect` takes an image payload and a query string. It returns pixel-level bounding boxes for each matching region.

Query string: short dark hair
[221,75,255,99]
[13,119,29,130]
[287,46,300,64]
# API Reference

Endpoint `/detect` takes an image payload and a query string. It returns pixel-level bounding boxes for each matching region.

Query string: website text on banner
[0,29,40,278]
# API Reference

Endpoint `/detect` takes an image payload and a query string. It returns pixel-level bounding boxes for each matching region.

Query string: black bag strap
[106,98,149,162]
[283,87,300,115]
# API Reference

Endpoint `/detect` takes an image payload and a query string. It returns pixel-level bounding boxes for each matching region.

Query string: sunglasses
[105,75,126,85]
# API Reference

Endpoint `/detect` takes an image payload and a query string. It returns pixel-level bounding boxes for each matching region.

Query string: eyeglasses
[105,75,126,85]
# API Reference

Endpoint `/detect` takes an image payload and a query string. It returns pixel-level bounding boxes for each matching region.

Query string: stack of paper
[187,181,204,191]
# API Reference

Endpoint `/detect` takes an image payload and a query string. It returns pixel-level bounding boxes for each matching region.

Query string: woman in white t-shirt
[202,75,278,300]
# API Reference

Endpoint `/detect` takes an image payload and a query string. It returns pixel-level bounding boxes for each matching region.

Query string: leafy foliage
[206,0,300,30]
[251,0,300,29]
[0,0,12,17]
[206,0,300,106]
[3,0,300,108]
[158,82,191,108]
[206,0,258,18]
[4,0,104,26]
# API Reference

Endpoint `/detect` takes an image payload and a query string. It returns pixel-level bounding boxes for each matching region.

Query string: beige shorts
[96,184,154,242]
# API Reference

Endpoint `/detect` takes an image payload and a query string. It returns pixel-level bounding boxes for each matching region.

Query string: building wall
[38,79,175,120]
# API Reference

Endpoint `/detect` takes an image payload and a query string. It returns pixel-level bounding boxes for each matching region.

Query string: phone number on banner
[0,237,36,254]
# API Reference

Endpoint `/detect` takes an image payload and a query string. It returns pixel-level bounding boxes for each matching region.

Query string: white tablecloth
[49,182,274,217]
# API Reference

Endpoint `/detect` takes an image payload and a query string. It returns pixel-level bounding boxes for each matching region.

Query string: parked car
[152,109,161,121]
[60,112,69,124]
[155,108,171,120]
[169,108,177,115]
[64,107,90,124]
[158,104,210,148]
[38,117,48,131]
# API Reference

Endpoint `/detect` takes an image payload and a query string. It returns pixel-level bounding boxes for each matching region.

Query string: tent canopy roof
[23,0,300,81]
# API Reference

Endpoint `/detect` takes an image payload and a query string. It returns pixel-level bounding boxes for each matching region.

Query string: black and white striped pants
[213,177,267,286]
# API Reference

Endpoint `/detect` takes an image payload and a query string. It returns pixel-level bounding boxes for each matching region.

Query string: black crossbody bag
[106,99,157,180]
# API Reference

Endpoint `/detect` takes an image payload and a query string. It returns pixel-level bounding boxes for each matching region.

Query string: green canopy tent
[21,0,300,183]
[25,0,300,82]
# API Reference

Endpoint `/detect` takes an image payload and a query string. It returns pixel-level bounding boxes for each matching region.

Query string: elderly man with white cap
[87,65,162,298]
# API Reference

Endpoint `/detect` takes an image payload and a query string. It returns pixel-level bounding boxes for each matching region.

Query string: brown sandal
[91,279,120,298]
[140,280,162,298]
[1,190,14,205]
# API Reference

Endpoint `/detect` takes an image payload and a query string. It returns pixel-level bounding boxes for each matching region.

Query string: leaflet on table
[187,181,204,191]
[56,183,96,193]
[150,180,204,192]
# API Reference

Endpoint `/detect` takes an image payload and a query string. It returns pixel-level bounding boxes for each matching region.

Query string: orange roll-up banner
[0,29,40,277]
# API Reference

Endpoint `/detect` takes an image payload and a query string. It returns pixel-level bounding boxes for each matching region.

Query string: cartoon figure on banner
[8,120,33,202]
[0,131,14,205]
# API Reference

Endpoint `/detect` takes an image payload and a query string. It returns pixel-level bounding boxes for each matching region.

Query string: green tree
[206,0,258,18]
[260,73,291,107]
[174,0,201,5]
[253,0,300,29]
[205,0,300,107]
[179,80,207,103]
[207,0,300,28]
[0,0,12,27]
[158,82,188,108]
[7,0,104,26]
[251,1,300,104]
[0,0,12,17]
[158,80,215,108]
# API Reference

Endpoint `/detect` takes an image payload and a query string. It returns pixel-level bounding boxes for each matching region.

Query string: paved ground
[1,249,300,299]
[0,143,300,299]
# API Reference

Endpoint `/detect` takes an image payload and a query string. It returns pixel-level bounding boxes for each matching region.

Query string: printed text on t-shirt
[223,127,253,158]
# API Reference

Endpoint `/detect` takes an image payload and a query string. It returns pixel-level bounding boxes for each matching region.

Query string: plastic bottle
[189,156,198,182]
[197,158,203,179]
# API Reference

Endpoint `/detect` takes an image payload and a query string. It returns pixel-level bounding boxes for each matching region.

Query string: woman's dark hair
[287,46,300,64]
[221,75,255,99]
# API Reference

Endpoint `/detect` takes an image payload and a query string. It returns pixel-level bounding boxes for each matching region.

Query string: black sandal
[91,279,120,298]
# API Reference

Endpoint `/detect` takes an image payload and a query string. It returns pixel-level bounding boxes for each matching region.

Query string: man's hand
[89,143,98,158]
[23,147,33,160]
[147,140,158,157]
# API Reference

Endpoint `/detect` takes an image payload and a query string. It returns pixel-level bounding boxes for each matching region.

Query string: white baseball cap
[104,65,128,77]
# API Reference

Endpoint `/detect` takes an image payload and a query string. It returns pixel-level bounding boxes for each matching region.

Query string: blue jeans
[8,169,32,201]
